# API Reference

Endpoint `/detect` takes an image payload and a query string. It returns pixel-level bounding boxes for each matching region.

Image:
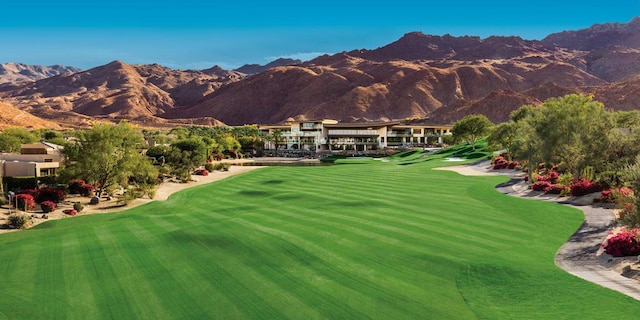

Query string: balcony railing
[328,129,378,136]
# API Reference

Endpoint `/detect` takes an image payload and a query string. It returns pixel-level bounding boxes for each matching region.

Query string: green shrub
[221,163,231,171]
[204,162,215,172]
[7,213,30,229]
[73,202,84,212]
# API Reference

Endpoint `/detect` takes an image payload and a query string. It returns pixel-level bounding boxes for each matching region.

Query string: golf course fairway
[1,147,639,319]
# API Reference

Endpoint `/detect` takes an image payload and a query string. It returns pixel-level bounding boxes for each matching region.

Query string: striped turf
[1,148,639,319]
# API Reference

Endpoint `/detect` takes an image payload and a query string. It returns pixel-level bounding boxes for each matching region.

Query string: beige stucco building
[0,142,63,179]
[259,119,452,152]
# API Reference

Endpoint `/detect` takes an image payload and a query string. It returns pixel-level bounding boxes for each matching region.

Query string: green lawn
[1,146,639,319]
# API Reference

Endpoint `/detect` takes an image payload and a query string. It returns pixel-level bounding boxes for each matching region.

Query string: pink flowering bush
[63,209,77,216]
[602,228,640,257]
[40,201,57,213]
[601,187,634,203]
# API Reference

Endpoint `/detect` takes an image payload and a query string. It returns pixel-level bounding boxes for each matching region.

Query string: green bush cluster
[7,213,30,229]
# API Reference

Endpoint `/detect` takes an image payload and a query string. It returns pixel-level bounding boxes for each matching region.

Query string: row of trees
[57,122,269,199]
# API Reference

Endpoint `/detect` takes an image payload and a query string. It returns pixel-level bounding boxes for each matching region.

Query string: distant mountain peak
[235,58,302,75]
[0,62,80,84]
[543,17,640,50]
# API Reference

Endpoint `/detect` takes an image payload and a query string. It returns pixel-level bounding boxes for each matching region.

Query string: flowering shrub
[18,189,40,199]
[40,201,57,213]
[194,169,209,176]
[492,155,520,170]
[63,209,77,216]
[79,184,95,197]
[68,179,87,194]
[532,181,551,192]
[602,228,640,257]
[36,188,66,203]
[211,153,224,161]
[68,180,95,196]
[601,187,634,203]
[569,178,603,196]
[545,184,569,195]
[15,194,35,211]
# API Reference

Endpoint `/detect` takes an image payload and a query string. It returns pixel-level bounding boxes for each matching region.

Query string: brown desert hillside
[0,101,62,130]
[0,60,242,127]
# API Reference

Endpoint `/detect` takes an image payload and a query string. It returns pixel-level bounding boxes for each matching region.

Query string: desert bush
[40,201,56,213]
[7,213,30,229]
[204,162,215,172]
[602,227,640,257]
[15,194,35,211]
[557,172,573,186]
[221,163,231,171]
[598,170,625,189]
[73,202,84,212]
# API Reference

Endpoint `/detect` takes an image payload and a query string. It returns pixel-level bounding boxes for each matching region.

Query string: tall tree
[0,127,38,153]
[61,122,157,197]
[451,114,494,150]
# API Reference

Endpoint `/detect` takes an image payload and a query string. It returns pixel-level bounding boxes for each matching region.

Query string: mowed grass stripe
[219,214,458,319]
[78,228,137,319]
[34,233,69,319]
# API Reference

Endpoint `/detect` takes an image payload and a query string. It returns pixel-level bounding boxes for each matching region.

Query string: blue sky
[1,1,638,70]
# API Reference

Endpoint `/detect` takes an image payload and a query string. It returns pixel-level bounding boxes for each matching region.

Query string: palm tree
[271,129,283,157]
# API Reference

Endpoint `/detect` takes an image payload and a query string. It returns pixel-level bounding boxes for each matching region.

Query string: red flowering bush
[194,168,209,176]
[40,201,57,213]
[63,209,77,216]
[79,184,95,197]
[15,194,36,211]
[532,181,551,192]
[492,155,520,170]
[68,180,95,197]
[569,178,603,197]
[36,188,66,203]
[602,228,640,257]
[68,179,87,194]
[18,189,40,199]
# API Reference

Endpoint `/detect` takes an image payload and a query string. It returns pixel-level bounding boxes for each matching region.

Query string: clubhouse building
[258,119,452,152]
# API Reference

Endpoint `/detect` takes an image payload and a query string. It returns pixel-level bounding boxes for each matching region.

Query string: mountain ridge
[2,17,640,128]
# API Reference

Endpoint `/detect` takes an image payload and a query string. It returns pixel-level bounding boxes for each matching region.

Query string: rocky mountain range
[0,63,80,84]
[1,17,640,128]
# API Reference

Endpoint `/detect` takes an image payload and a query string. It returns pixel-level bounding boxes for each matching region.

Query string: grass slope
[0,145,638,319]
